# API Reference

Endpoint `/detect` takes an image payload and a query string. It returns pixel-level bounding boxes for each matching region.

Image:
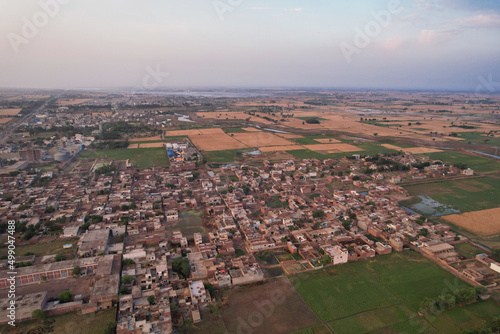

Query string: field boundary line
[285,275,334,334]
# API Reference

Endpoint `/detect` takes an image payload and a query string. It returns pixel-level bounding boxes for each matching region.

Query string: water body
[412,195,460,216]
[247,150,261,155]
[469,150,500,160]
[401,206,419,215]
[263,128,292,134]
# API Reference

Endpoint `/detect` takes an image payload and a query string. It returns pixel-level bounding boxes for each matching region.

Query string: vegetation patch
[291,251,483,333]
[403,177,500,213]
[421,151,500,172]
[79,147,169,168]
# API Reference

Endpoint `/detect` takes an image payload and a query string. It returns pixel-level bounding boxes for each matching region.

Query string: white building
[324,245,348,265]
[189,280,207,305]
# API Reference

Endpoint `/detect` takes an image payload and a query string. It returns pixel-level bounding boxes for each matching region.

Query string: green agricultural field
[286,149,330,160]
[430,299,500,334]
[292,135,338,145]
[421,151,500,173]
[0,237,78,258]
[79,147,169,168]
[403,177,500,213]
[454,132,500,148]
[282,139,398,160]
[0,308,116,334]
[290,259,399,323]
[224,127,247,133]
[202,149,250,162]
[453,242,487,259]
[290,251,492,334]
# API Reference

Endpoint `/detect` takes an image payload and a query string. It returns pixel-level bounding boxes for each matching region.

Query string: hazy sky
[1,0,500,91]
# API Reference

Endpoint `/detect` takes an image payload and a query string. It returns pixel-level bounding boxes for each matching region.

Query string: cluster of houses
[1,148,495,331]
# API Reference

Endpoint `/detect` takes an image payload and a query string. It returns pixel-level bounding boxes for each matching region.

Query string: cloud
[457,13,500,29]
[418,29,458,44]
[247,7,270,11]
[284,8,303,12]
[377,37,406,52]
[415,0,445,11]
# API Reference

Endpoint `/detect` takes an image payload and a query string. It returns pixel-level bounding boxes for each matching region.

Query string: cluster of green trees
[420,286,487,315]
[98,121,159,140]
[305,118,320,124]
[90,140,129,149]
[172,258,191,279]
[31,176,52,187]
[95,164,116,176]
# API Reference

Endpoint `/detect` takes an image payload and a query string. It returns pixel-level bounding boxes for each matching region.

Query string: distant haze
[1,0,500,91]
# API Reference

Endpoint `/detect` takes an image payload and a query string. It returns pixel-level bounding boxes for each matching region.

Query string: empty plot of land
[138,142,164,148]
[222,278,319,334]
[242,127,261,132]
[304,143,361,152]
[0,118,12,124]
[190,133,248,151]
[0,108,21,116]
[259,145,304,152]
[382,144,443,154]
[404,147,443,154]
[127,144,139,149]
[443,207,500,236]
[278,133,303,139]
[232,132,295,147]
[198,127,225,135]
[164,129,201,137]
[130,135,162,142]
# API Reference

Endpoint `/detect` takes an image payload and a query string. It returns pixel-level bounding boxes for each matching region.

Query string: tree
[172,258,191,279]
[59,290,72,303]
[72,266,81,277]
[32,309,46,319]
[342,220,352,231]
[419,228,429,237]
[313,210,324,218]
[420,297,436,314]
[119,285,130,295]
[122,275,134,284]
[147,295,155,305]
[123,259,134,265]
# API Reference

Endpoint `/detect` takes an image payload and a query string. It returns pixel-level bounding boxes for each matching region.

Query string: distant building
[462,168,474,176]
[19,149,41,162]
